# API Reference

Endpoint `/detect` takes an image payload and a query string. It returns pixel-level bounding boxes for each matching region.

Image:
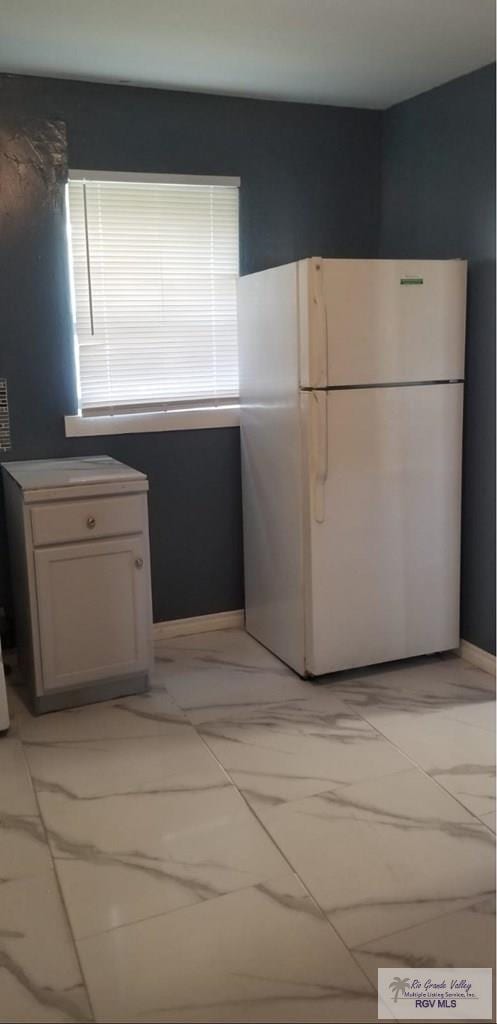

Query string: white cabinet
[2,457,153,713]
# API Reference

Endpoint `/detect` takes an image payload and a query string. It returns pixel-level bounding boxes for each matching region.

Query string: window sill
[64,405,240,437]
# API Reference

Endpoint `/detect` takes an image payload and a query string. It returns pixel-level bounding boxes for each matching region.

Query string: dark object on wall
[0,119,66,229]
[0,381,11,451]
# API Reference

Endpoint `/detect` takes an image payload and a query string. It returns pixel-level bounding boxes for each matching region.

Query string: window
[66,171,239,427]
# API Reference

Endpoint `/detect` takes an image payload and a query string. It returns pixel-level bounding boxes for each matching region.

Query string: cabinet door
[34,536,151,692]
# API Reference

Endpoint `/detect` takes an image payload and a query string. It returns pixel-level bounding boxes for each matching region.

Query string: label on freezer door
[400,276,424,285]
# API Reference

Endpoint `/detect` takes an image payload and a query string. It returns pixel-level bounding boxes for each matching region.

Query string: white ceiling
[0,0,494,109]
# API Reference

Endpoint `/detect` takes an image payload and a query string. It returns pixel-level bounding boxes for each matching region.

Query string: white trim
[153,609,244,641]
[64,405,240,437]
[68,170,240,187]
[458,640,496,677]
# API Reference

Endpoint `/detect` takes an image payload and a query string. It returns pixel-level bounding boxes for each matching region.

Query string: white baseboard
[153,609,244,642]
[458,639,496,677]
[152,618,496,678]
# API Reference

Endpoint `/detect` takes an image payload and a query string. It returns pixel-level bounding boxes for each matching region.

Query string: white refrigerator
[238,258,467,677]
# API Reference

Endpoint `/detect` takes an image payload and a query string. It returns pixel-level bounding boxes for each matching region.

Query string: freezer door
[299,259,467,387]
[302,384,463,675]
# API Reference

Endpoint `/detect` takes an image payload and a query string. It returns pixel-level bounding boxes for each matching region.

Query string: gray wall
[380,63,496,655]
[379,66,491,655]
[0,67,494,652]
[0,74,381,631]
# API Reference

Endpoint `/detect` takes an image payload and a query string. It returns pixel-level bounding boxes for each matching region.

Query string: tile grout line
[161,646,494,818]
[187,708,380,999]
[21,683,375,997]
[191,718,495,990]
[349,888,496,956]
[9,647,494,1014]
[175,677,495,975]
[338,697,497,835]
[16,721,98,1024]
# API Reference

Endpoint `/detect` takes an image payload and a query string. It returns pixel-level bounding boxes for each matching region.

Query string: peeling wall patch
[0,119,67,229]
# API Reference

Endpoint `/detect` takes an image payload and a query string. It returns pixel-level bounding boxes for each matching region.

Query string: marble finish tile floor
[1,628,495,1022]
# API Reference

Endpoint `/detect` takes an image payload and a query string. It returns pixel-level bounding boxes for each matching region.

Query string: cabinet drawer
[31,494,145,547]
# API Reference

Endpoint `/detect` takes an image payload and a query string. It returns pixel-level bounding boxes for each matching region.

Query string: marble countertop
[1,456,146,491]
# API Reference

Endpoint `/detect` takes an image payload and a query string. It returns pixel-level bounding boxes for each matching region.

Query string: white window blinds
[66,173,239,414]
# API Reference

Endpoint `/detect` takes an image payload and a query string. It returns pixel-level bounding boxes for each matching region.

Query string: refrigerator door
[299,259,467,387]
[302,383,463,675]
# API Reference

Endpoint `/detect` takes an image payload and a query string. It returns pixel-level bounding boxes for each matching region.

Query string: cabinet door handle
[86,515,96,529]
[135,557,144,569]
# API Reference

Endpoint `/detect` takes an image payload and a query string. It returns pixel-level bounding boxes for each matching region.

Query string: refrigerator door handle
[309,261,329,387]
[310,390,328,523]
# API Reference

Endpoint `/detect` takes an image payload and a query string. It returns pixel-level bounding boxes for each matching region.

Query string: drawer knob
[86,515,96,529]
[135,557,144,569]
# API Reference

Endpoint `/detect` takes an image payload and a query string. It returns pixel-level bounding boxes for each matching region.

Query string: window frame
[64,170,241,437]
